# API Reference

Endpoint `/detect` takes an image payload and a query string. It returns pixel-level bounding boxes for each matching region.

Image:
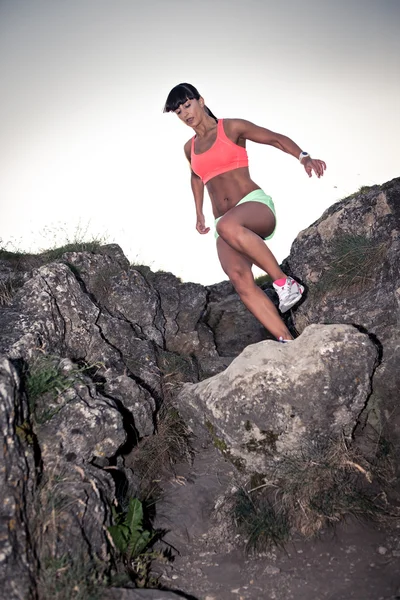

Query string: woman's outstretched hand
[303,157,327,178]
[196,215,210,235]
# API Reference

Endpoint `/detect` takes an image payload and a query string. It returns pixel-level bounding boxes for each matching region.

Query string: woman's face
[174,97,204,127]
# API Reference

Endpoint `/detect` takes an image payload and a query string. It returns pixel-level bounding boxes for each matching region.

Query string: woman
[164,83,326,342]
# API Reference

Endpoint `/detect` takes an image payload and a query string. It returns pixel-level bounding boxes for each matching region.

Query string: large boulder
[176,325,378,474]
[284,177,400,438]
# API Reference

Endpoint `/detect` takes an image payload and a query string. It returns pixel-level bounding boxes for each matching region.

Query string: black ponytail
[204,105,218,122]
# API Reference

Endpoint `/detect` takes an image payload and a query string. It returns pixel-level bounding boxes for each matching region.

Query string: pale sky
[1,0,399,284]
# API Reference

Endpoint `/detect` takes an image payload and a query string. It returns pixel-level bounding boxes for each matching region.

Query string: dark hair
[163,82,217,121]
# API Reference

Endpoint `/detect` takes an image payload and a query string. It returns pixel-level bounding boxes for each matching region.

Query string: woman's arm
[184,140,210,234]
[229,119,326,178]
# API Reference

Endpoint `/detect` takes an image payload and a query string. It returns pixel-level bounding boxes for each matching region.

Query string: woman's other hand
[303,157,327,178]
[196,215,210,234]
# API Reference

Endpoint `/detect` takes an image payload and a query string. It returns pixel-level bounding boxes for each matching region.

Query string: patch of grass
[232,487,290,553]
[357,185,373,194]
[276,436,393,537]
[0,226,108,271]
[315,234,388,295]
[230,434,397,551]
[41,240,105,262]
[25,356,75,424]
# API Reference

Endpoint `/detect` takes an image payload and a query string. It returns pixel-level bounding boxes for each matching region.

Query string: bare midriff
[206,167,260,218]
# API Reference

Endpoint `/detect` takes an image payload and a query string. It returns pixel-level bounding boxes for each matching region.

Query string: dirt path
[154,444,400,600]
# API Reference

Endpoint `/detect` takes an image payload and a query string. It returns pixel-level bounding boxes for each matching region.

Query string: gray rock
[0,358,36,600]
[176,324,378,473]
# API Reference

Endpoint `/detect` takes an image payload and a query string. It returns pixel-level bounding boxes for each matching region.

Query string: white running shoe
[278,337,293,343]
[273,277,304,313]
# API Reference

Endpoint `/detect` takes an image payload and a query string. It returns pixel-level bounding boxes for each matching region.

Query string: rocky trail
[155,443,400,600]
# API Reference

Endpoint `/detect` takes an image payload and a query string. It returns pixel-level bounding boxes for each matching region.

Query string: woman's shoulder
[184,137,193,160]
[222,118,250,141]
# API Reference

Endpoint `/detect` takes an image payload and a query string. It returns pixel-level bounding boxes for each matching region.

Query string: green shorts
[214,188,276,241]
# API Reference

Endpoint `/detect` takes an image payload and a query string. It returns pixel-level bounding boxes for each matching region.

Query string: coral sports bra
[190,119,249,184]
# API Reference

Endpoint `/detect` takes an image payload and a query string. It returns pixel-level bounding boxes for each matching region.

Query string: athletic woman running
[164,83,326,342]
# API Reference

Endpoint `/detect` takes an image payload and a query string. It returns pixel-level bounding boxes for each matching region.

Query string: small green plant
[26,357,73,403]
[158,350,197,382]
[108,498,167,587]
[315,233,388,295]
[108,498,155,559]
[25,355,102,424]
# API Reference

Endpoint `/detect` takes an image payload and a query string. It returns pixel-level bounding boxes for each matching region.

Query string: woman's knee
[227,266,255,294]
[217,217,243,244]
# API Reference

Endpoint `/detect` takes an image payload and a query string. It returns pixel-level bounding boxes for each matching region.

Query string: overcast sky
[1,0,399,284]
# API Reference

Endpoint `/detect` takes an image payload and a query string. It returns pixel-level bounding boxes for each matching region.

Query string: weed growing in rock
[90,264,123,305]
[25,355,101,424]
[315,234,388,295]
[26,357,73,403]
[108,497,170,588]
[158,350,198,384]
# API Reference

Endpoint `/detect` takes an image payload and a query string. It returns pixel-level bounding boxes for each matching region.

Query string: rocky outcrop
[283,177,400,439]
[0,178,399,599]
[176,324,378,473]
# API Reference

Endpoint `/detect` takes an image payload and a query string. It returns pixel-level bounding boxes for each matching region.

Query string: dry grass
[0,276,15,306]
[276,435,395,537]
[126,404,193,498]
[315,234,388,296]
[231,433,398,551]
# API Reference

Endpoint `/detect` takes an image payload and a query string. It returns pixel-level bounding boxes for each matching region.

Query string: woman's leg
[217,236,293,340]
[216,201,285,280]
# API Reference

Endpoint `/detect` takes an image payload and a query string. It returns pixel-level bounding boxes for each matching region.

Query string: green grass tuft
[315,233,388,295]
[233,487,290,553]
